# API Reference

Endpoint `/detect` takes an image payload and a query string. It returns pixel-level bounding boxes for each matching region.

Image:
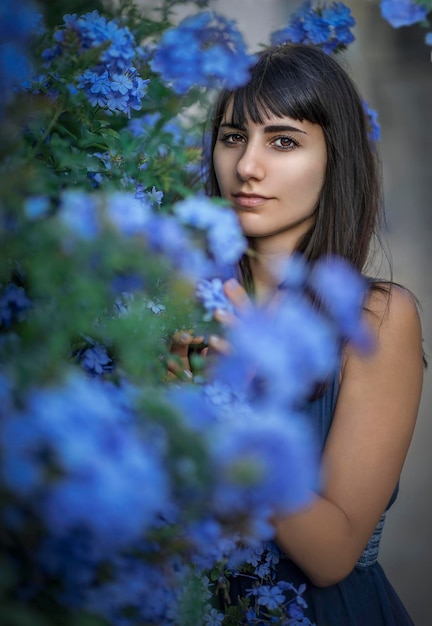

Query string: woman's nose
[235,145,265,182]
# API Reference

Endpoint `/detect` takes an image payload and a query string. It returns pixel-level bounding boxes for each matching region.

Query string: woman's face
[213,100,327,253]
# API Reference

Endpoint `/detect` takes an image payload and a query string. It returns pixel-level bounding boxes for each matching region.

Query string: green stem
[34,105,63,156]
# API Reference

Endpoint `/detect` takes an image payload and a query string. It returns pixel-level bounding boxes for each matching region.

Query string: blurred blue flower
[58,190,100,240]
[209,409,318,527]
[143,213,217,281]
[37,530,101,607]
[84,555,187,625]
[76,343,114,376]
[309,257,373,350]
[426,32,432,45]
[196,278,234,318]
[127,112,161,137]
[0,283,32,328]
[151,11,255,93]
[271,1,355,54]
[174,196,247,270]
[204,607,225,625]
[363,100,381,142]
[1,413,44,495]
[145,299,166,315]
[106,191,152,235]
[219,296,339,407]
[135,183,163,208]
[1,374,169,551]
[380,0,428,27]
[24,195,50,219]
[277,254,309,290]
[0,0,43,114]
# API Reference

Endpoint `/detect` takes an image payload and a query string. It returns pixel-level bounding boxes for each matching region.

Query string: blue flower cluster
[0,260,368,625]
[150,11,255,93]
[196,277,235,319]
[174,196,247,270]
[55,190,246,281]
[0,0,43,114]
[43,11,149,116]
[271,1,355,54]
[75,342,114,376]
[380,0,429,27]
[214,257,370,410]
[0,355,319,623]
[1,373,168,552]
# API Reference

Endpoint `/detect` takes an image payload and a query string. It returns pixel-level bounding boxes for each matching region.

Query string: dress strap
[355,512,386,568]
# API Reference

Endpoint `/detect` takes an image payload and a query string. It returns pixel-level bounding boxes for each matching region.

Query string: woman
[203,43,424,625]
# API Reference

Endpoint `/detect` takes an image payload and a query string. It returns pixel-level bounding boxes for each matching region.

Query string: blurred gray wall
[140,1,432,622]
[205,2,432,622]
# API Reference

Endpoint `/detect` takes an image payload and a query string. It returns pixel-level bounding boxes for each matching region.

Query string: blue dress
[229,372,415,625]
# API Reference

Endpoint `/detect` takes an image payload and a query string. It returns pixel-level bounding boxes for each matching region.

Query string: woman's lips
[232,193,270,208]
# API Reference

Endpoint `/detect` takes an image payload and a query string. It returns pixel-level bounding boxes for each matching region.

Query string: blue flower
[135,183,163,208]
[0,0,43,113]
[1,412,44,495]
[380,0,428,27]
[196,278,234,318]
[76,344,114,376]
[24,195,51,219]
[204,607,225,625]
[363,100,381,143]
[105,191,152,236]
[58,190,100,240]
[151,11,255,93]
[249,584,285,610]
[218,296,339,407]
[0,283,32,328]
[209,408,318,526]
[426,32,432,45]
[174,196,247,271]
[308,257,373,350]
[271,1,356,54]
[127,112,161,138]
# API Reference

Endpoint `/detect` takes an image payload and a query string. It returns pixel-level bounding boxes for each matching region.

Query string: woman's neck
[248,249,290,304]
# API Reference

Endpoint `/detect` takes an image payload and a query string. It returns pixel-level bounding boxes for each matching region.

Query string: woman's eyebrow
[264,124,307,134]
[219,122,307,135]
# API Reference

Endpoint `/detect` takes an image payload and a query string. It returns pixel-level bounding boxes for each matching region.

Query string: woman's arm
[272,284,424,586]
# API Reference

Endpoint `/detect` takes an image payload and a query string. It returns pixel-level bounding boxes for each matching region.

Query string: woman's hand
[166,330,205,381]
[166,279,250,378]
[209,278,251,354]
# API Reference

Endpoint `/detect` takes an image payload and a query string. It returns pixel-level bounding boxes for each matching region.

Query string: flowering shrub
[0,1,430,625]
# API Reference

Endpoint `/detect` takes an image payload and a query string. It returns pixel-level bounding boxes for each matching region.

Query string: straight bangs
[227,50,328,128]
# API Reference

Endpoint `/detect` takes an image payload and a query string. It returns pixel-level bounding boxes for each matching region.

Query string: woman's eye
[221,133,245,145]
[273,136,298,150]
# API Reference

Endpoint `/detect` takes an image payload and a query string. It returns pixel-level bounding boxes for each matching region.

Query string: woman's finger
[214,308,237,327]
[223,278,252,312]
[208,334,231,356]
[166,357,194,381]
[171,330,204,350]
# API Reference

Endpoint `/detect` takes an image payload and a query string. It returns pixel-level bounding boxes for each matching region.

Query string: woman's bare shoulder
[364,281,422,343]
